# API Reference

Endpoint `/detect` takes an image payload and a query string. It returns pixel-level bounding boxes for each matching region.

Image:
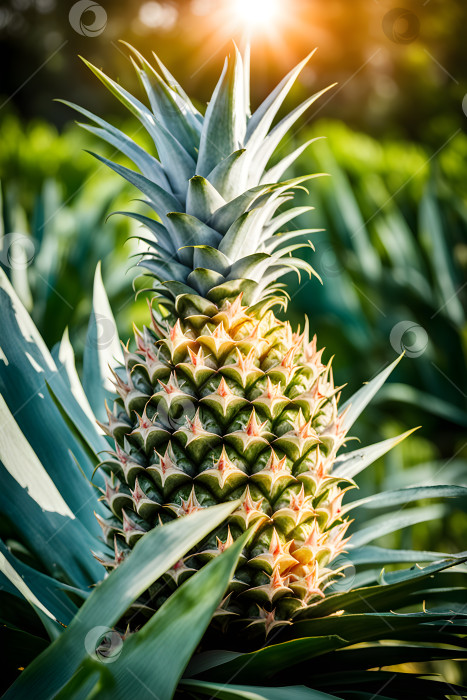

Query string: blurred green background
[1,0,466,141]
[0,0,466,583]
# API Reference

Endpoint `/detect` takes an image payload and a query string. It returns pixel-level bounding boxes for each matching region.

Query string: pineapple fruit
[69,45,356,631]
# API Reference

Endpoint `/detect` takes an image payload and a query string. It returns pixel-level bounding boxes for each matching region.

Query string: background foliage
[1,0,466,144]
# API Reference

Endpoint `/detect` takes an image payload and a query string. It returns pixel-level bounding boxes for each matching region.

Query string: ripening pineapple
[67,45,363,633]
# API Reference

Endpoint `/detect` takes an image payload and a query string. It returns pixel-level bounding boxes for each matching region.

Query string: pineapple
[68,44,355,631]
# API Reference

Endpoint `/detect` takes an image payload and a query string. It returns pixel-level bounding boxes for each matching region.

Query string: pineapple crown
[61,44,334,310]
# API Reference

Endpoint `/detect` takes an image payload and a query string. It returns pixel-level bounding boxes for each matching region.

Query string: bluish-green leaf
[208,184,272,233]
[167,212,222,250]
[207,149,248,200]
[261,138,322,184]
[82,58,197,195]
[197,47,246,176]
[188,267,226,296]
[0,541,81,638]
[81,57,161,137]
[52,327,96,428]
[249,85,335,184]
[227,253,271,283]
[246,51,315,147]
[219,210,263,260]
[189,636,346,685]
[348,504,446,547]
[265,228,321,254]
[181,680,341,700]
[88,152,181,216]
[96,530,250,700]
[83,263,123,423]
[264,205,314,236]
[333,429,417,479]
[140,256,191,283]
[192,245,231,274]
[348,545,454,566]
[0,398,103,587]
[58,98,169,189]
[124,43,200,155]
[290,611,467,643]
[151,50,203,127]
[302,558,467,619]
[112,211,176,254]
[4,502,239,700]
[0,270,106,523]
[186,175,226,221]
[339,354,404,431]
[348,484,467,512]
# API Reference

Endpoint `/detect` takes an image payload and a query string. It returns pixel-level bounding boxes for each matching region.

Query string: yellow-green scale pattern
[96,293,354,632]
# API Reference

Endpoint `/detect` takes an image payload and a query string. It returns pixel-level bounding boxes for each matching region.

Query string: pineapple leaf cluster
[65,43,331,308]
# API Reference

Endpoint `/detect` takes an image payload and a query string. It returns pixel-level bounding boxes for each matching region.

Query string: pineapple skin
[96,298,352,630]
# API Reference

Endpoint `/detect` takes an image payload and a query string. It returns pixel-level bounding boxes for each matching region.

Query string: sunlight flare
[231,0,282,31]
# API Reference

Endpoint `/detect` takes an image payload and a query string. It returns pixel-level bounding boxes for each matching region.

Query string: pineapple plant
[62,44,410,631]
[1,41,467,700]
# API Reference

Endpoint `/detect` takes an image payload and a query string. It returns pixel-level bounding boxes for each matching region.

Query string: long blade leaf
[97,530,250,700]
[4,502,239,699]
